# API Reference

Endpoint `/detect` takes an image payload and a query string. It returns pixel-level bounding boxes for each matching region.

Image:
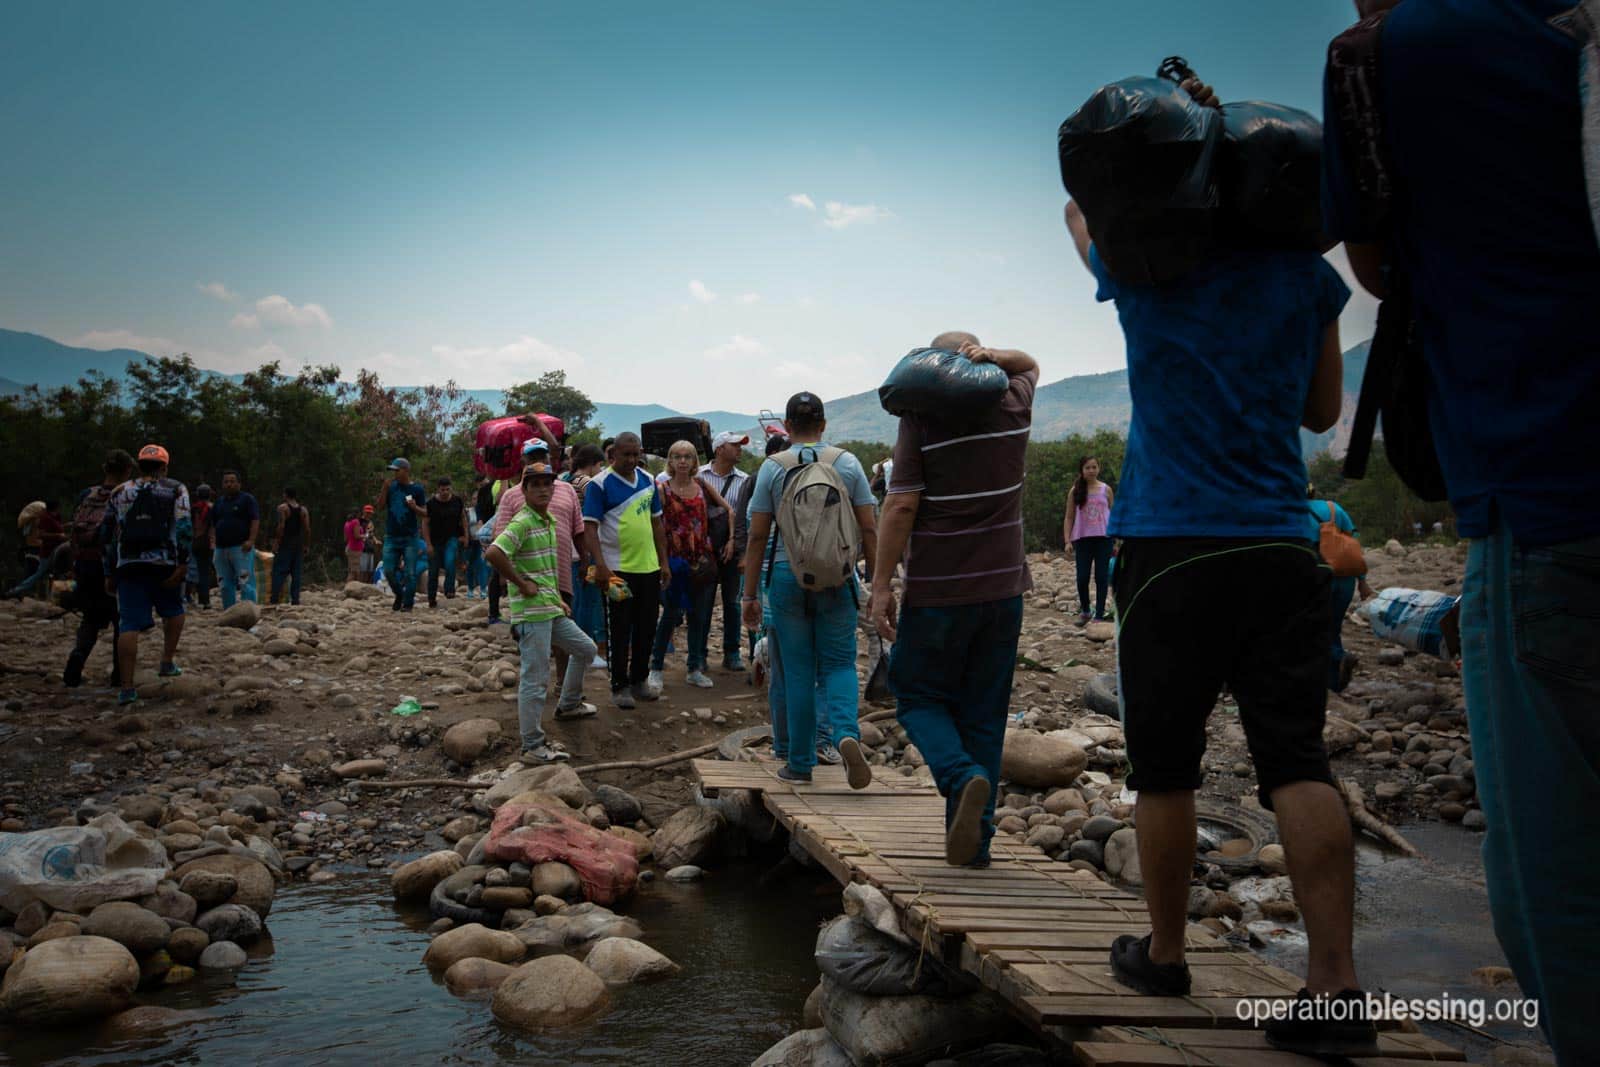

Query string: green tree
[502,370,596,433]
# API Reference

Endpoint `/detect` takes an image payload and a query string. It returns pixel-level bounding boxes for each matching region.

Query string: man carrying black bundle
[1062,73,1371,1057]
[870,333,1037,867]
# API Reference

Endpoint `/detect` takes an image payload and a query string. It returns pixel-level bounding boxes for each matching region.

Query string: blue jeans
[466,540,486,594]
[572,563,604,644]
[270,547,303,605]
[512,616,597,749]
[427,539,459,602]
[1460,518,1600,1063]
[1327,576,1356,691]
[212,545,256,608]
[766,561,860,775]
[382,536,422,608]
[652,576,716,671]
[889,595,1024,862]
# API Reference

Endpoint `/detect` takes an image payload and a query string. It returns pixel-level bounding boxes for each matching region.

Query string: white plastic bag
[0,813,168,912]
[1361,587,1459,660]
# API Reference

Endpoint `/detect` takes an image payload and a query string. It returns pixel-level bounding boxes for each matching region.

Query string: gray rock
[197,940,248,970]
[1462,809,1487,831]
[653,806,723,869]
[664,865,702,882]
[228,793,268,819]
[82,902,171,954]
[115,794,167,827]
[195,904,263,945]
[593,784,643,826]
[1067,839,1104,868]
[1081,815,1124,843]
[532,862,582,900]
[166,927,209,964]
[139,883,198,925]
[179,870,239,910]
[1104,827,1142,884]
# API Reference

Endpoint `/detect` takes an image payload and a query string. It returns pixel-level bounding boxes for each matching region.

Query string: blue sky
[0,1,1373,412]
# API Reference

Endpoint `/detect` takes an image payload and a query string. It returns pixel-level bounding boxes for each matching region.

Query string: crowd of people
[9,3,1595,1061]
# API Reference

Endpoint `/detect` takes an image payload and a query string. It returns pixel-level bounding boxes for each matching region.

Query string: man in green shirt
[486,463,598,764]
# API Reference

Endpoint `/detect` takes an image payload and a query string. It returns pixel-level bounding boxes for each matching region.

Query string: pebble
[198,941,249,970]
[1461,809,1486,832]
[664,865,703,882]
[1081,814,1123,843]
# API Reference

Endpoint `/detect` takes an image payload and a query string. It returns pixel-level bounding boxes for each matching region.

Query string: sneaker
[611,689,636,710]
[63,652,86,688]
[520,744,570,764]
[158,662,182,678]
[554,701,598,720]
[839,737,871,790]
[686,670,714,689]
[816,742,842,765]
[590,655,608,671]
[1264,988,1379,1058]
[777,765,812,783]
[646,669,664,694]
[722,653,745,672]
[1075,611,1091,626]
[1109,933,1192,996]
[486,615,503,626]
[117,688,139,707]
[946,776,991,866]
[631,683,659,703]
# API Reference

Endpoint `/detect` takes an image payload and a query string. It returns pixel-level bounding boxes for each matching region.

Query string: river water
[1,861,839,1067]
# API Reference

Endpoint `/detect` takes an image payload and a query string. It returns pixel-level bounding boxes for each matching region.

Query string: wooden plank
[985,949,1251,967]
[968,929,1223,953]
[1101,1027,1466,1061]
[1022,994,1272,1028]
[911,895,1143,913]
[1013,962,1300,999]
[1073,1044,1438,1067]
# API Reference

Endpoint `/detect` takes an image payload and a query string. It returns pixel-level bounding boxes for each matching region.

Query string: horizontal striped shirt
[888,369,1037,607]
[493,505,564,624]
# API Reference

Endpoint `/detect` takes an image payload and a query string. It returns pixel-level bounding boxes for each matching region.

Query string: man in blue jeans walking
[210,469,259,608]
[870,334,1037,866]
[374,458,428,612]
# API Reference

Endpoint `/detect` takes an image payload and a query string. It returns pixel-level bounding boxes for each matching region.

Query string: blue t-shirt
[1322,0,1600,546]
[210,491,258,549]
[385,481,427,538]
[746,442,875,566]
[1310,500,1355,536]
[1090,245,1348,541]
[581,467,664,572]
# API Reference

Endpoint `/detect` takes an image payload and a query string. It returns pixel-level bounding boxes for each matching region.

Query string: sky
[0,1,1374,413]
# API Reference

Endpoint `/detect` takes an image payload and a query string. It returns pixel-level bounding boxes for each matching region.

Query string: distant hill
[1,327,1368,454]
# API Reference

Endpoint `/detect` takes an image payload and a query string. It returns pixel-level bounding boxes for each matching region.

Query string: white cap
[713,431,750,451]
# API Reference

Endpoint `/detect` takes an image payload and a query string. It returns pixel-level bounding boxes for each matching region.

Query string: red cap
[138,444,170,465]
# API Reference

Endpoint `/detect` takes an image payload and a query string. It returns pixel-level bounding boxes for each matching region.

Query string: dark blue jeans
[270,547,303,605]
[889,595,1024,862]
[1074,535,1114,617]
[1327,576,1356,691]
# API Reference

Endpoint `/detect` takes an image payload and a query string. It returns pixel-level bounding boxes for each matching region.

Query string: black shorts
[1113,538,1335,809]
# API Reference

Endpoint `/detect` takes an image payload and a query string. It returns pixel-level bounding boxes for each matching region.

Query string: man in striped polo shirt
[870,333,1038,866]
[486,462,598,764]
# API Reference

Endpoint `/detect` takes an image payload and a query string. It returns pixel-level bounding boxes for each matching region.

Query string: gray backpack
[767,446,859,591]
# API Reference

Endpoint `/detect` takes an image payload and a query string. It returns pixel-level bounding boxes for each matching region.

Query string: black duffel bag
[878,347,1009,420]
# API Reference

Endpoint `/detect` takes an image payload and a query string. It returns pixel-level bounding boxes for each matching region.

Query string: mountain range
[1,327,1367,453]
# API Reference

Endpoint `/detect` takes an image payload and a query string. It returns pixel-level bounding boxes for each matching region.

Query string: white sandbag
[0,813,168,913]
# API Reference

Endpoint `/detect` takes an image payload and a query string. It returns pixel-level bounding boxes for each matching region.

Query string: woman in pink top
[1062,456,1115,624]
[342,512,366,582]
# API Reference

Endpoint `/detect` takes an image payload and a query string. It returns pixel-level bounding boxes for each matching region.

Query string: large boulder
[0,936,140,1025]
[607,826,653,860]
[393,851,465,904]
[343,581,382,600]
[443,957,516,997]
[583,937,680,984]
[531,862,582,901]
[194,904,263,945]
[178,870,237,910]
[1000,730,1087,788]
[173,854,275,917]
[197,941,248,970]
[752,1029,854,1067]
[422,923,525,971]
[81,902,170,955]
[653,806,723,869]
[592,784,643,826]
[114,794,167,828]
[1104,827,1143,886]
[484,765,590,811]
[215,601,260,629]
[491,954,611,1031]
[482,802,638,906]
[138,883,198,925]
[509,903,642,955]
[443,719,502,765]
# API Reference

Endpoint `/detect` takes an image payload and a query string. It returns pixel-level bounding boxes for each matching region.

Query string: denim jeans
[760,593,825,761]
[465,541,486,594]
[213,545,256,608]
[382,536,422,608]
[889,595,1024,862]
[571,563,605,644]
[766,561,860,775]
[1327,576,1356,691]
[1459,517,1600,1063]
[427,538,459,602]
[652,577,716,671]
[270,547,303,605]
[513,616,597,749]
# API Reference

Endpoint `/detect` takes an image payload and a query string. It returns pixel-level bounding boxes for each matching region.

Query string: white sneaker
[686,670,714,688]
[646,670,664,694]
[590,655,608,671]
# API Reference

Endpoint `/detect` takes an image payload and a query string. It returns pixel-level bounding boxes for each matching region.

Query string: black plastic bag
[1219,101,1327,251]
[813,915,969,997]
[1058,76,1223,285]
[878,348,1010,420]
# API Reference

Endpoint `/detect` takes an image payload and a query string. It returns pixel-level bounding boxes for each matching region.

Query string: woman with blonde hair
[648,440,732,692]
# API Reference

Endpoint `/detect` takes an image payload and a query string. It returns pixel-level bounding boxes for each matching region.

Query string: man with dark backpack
[741,393,879,786]
[99,444,192,706]
[62,449,135,688]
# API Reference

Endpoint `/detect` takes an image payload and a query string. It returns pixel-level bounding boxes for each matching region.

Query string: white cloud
[230,294,333,331]
[357,334,583,387]
[196,281,237,302]
[787,193,816,211]
[703,334,769,362]
[736,292,761,305]
[688,279,718,304]
[822,201,891,230]
[71,329,186,358]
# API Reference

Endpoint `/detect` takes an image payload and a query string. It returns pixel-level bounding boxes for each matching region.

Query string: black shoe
[777,766,812,783]
[1264,988,1379,1058]
[946,776,990,866]
[1109,934,1192,996]
[63,652,86,688]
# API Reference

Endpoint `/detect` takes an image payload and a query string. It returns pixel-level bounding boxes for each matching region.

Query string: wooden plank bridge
[693,759,1465,1066]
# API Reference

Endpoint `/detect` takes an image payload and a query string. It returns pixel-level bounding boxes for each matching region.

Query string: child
[485,463,598,765]
[1062,455,1114,624]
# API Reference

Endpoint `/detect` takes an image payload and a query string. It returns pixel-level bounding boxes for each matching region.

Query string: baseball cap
[522,438,551,457]
[138,443,170,465]
[785,392,824,422]
[521,462,557,483]
[713,431,750,451]
[362,504,375,514]
[387,457,410,471]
